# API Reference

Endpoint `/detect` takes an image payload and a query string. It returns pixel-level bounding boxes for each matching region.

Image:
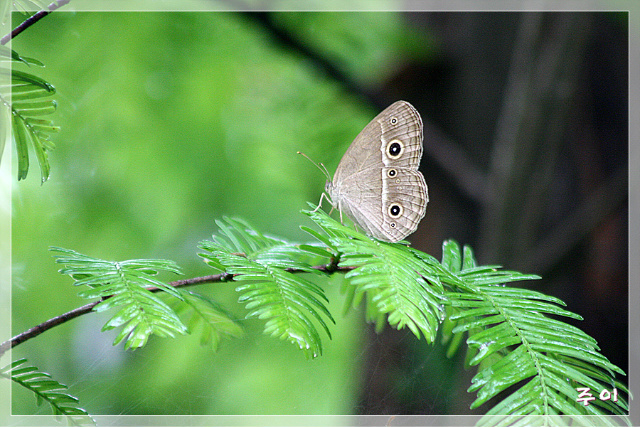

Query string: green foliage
[1,358,94,426]
[198,217,335,359]
[172,290,244,352]
[26,212,627,420]
[302,206,446,342]
[436,241,628,423]
[301,208,627,421]
[0,44,59,182]
[50,247,188,350]
[272,13,436,87]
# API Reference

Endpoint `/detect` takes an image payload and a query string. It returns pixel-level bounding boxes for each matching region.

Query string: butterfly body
[326,100,428,243]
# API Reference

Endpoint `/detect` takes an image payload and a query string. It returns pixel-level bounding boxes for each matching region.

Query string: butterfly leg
[322,195,341,223]
[313,192,329,213]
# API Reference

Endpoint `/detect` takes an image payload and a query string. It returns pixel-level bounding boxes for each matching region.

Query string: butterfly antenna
[297,151,331,181]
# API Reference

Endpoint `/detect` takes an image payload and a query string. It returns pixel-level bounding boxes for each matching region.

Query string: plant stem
[0,264,352,357]
[1,0,71,46]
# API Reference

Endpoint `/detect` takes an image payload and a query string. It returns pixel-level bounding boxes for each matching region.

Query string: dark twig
[0,263,354,357]
[1,0,71,46]
[2,301,98,355]
[245,12,381,108]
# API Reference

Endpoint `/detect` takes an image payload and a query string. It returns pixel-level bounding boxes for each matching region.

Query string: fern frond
[437,241,627,422]
[172,290,244,351]
[303,207,446,342]
[0,53,59,181]
[301,209,627,419]
[1,358,95,426]
[198,217,334,358]
[50,247,187,350]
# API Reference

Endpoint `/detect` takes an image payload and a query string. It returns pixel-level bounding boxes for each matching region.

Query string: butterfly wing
[328,101,428,242]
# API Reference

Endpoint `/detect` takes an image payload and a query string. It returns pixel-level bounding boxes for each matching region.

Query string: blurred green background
[6,9,629,419]
[8,11,437,416]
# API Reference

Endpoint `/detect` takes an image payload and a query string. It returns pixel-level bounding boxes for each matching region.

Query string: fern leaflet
[303,207,626,420]
[1,358,95,426]
[198,217,334,358]
[303,207,446,342]
[50,247,187,350]
[172,289,244,351]
[439,241,628,424]
[1,45,59,182]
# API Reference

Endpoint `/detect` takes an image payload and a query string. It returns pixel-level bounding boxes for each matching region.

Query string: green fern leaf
[435,243,628,421]
[1,64,60,182]
[1,45,59,182]
[442,239,463,273]
[1,358,95,426]
[303,207,446,342]
[172,290,244,351]
[461,244,478,270]
[198,217,334,358]
[50,247,187,350]
[0,45,43,66]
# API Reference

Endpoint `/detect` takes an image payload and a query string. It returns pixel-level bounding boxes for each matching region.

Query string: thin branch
[1,0,71,46]
[3,301,98,355]
[0,263,354,357]
[245,12,380,108]
[0,272,231,356]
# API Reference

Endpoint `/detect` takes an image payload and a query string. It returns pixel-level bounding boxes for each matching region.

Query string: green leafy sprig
[1,45,59,182]
[1,358,94,426]
[50,247,188,350]
[5,210,627,423]
[301,207,628,422]
[198,217,335,358]
[171,290,244,352]
[302,206,446,342]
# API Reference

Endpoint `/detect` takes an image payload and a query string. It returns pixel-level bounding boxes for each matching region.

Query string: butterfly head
[324,179,332,193]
